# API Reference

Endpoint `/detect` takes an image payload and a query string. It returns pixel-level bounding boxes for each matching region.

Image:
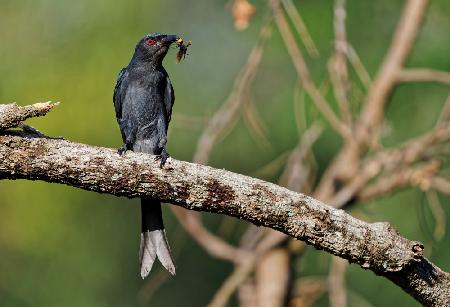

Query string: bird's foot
[155,150,170,168]
[20,124,46,137]
[118,144,128,156]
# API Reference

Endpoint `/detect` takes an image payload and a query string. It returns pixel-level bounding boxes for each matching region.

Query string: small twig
[347,290,375,307]
[193,18,271,164]
[0,101,59,131]
[137,269,171,303]
[171,113,208,131]
[358,160,440,202]
[215,215,239,240]
[329,119,450,207]
[290,277,327,307]
[357,0,430,142]
[208,258,255,307]
[328,122,450,208]
[242,97,273,150]
[171,208,251,263]
[270,0,352,140]
[293,83,307,133]
[344,43,372,89]
[240,224,264,250]
[315,0,430,201]
[425,190,446,241]
[279,124,322,190]
[397,68,450,85]
[436,92,450,127]
[250,150,291,178]
[280,0,320,58]
[430,176,450,194]
[329,0,352,125]
[208,232,287,307]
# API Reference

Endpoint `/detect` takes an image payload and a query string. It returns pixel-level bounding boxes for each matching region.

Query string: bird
[113,33,179,278]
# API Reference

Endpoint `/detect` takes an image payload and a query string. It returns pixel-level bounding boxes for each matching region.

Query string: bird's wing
[113,67,130,141]
[113,67,129,121]
[164,76,175,124]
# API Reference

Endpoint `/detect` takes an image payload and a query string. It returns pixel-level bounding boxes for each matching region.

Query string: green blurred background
[1,0,449,306]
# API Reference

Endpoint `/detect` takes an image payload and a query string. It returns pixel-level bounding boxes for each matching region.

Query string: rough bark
[0,132,424,271]
[0,103,449,306]
[0,102,58,130]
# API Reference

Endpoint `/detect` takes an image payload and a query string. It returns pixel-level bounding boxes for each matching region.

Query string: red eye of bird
[146,39,155,46]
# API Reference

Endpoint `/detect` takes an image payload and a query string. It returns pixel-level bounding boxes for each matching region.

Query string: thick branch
[0,133,423,273]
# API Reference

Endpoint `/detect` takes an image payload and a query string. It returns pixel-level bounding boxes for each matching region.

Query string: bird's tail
[139,198,176,278]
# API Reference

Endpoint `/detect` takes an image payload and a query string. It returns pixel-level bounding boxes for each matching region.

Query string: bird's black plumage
[113,33,178,277]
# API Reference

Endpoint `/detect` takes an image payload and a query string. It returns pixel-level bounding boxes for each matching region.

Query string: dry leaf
[232,0,256,31]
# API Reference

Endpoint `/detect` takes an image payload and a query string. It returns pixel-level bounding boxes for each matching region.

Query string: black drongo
[113,33,179,278]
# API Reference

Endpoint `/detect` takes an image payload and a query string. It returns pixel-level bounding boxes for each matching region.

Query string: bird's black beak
[161,35,178,46]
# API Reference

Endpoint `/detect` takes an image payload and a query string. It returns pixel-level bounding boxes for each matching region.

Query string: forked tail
[139,198,176,278]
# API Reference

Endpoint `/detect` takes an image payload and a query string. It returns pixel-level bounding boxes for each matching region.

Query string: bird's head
[133,33,179,64]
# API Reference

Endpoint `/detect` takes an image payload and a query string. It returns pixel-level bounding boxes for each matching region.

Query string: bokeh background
[1,0,450,306]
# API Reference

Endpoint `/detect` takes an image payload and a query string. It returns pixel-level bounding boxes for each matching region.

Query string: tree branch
[193,19,271,165]
[315,0,430,201]
[0,103,449,306]
[357,0,429,139]
[270,0,352,140]
[0,101,59,130]
[0,132,423,269]
[397,68,450,85]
